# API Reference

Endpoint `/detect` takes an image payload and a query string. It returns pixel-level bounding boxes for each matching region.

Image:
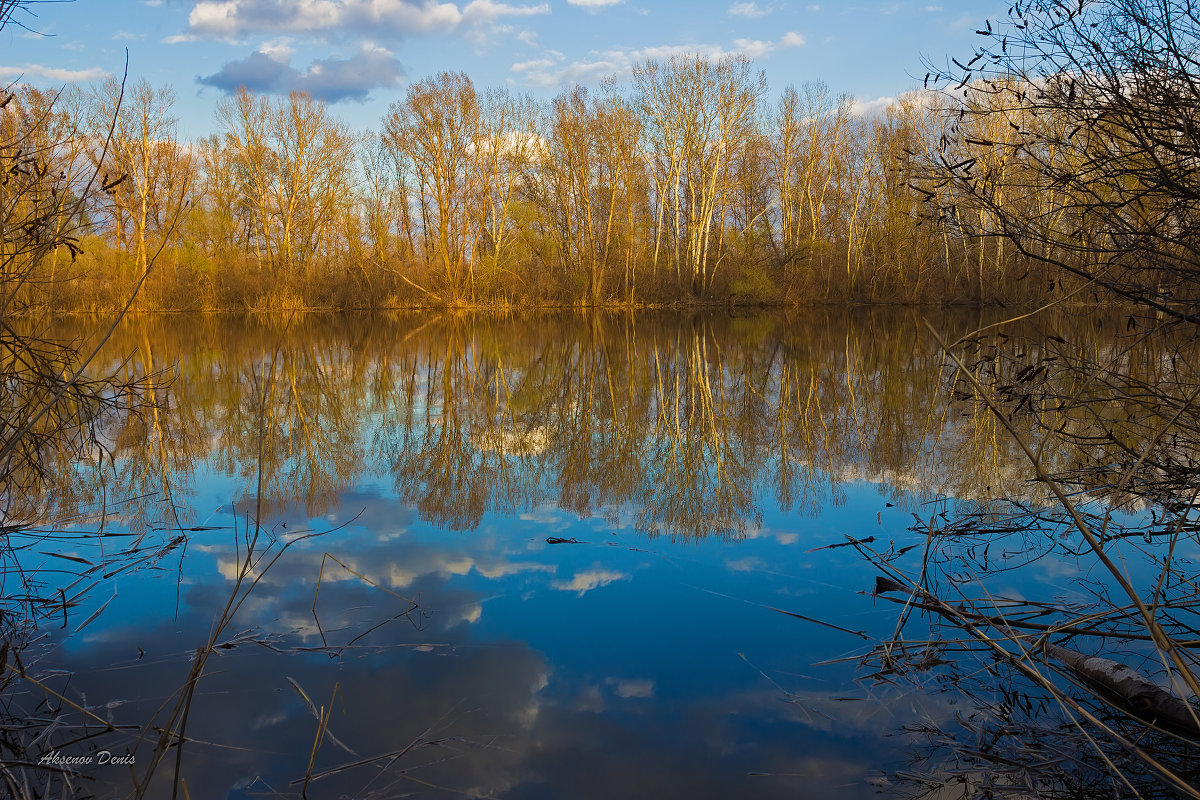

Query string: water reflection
[33,487,952,799]
[5,309,1148,799]
[20,310,1081,536]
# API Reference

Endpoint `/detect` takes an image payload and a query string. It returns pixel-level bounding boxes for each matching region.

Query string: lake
[1,309,1125,799]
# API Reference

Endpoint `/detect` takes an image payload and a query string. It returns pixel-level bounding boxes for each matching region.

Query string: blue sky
[2,0,1003,136]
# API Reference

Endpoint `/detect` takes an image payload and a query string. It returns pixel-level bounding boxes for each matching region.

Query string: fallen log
[1044,643,1200,736]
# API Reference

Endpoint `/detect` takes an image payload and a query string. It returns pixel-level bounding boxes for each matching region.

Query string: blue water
[7,311,1116,798]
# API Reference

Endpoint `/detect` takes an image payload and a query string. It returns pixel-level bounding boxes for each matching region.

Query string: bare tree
[474,87,538,296]
[860,3,1200,797]
[383,72,482,300]
[926,0,1200,318]
[770,82,853,271]
[270,92,356,280]
[215,88,278,274]
[89,77,193,294]
[635,54,766,297]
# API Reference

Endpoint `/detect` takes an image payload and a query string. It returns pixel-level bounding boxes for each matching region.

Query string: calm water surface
[9,310,1079,799]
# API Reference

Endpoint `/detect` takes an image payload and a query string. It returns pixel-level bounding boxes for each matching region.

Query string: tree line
[3,53,1101,312]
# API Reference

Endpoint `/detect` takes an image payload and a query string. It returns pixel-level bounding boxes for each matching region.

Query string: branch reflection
[27,310,1128,540]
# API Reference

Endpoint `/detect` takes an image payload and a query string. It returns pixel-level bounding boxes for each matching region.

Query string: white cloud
[186,0,549,40]
[851,95,896,116]
[920,5,944,10]
[612,678,654,698]
[732,37,774,59]
[726,556,766,572]
[0,64,109,82]
[452,601,483,624]
[199,42,405,102]
[513,34,796,88]
[807,3,819,9]
[568,0,624,5]
[511,56,559,76]
[189,0,451,37]
[551,568,629,596]
[475,560,556,578]
[464,0,549,21]
[258,36,296,60]
[728,1,768,17]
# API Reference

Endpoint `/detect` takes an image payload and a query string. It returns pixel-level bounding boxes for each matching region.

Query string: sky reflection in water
[14,310,1067,798]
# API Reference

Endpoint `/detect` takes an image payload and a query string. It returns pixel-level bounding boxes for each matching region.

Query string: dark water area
[4,309,1125,799]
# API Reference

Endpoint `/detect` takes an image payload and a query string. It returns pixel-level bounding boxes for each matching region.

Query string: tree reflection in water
[28,309,1065,538]
[4,309,1159,798]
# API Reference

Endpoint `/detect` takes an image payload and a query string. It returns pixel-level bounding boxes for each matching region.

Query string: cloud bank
[511,32,805,88]
[199,44,404,102]
[186,0,549,39]
[0,64,109,82]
